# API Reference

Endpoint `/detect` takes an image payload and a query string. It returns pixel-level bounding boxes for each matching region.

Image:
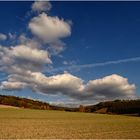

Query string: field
[0,108,140,139]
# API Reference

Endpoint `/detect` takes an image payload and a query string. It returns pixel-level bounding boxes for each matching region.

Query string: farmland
[0,108,140,139]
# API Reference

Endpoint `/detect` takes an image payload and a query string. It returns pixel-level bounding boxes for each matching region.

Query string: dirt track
[0,105,19,109]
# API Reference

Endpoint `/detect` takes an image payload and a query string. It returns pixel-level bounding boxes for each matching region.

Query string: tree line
[0,95,140,115]
[79,99,140,115]
[0,95,78,111]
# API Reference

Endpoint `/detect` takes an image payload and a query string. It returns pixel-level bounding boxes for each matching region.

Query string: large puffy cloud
[12,45,52,64]
[28,13,71,43]
[85,74,136,100]
[0,81,26,90]
[32,1,52,13]
[5,71,84,95]
[0,33,7,41]
[31,72,85,97]
[0,45,52,65]
[29,5,72,55]
[0,44,52,74]
[1,71,136,101]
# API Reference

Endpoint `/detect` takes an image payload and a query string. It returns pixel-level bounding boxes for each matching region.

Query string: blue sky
[0,1,140,105]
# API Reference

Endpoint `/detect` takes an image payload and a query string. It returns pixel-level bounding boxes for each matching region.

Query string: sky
[0,1,140,106]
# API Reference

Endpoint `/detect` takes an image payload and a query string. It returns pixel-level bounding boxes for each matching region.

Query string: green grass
[0,108,140,139]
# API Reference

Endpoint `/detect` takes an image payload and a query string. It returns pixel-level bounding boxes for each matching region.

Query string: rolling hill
[0,94,140,115]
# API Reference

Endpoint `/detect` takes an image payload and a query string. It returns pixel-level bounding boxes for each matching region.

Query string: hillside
[79,99,140,115]
[0,95,78,112]
[0,95,140,115]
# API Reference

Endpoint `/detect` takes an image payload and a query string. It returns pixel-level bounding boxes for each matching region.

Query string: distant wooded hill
[79,99,140,115]
[0,95,78,111]
[0,95,140,116]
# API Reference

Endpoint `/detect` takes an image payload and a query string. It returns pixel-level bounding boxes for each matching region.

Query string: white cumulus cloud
[12,45,52,64]
[1,71,136,102]
[29,13,71,43]
[32,1,52,13]
[85,74,136,100]
[0,81,26,90]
